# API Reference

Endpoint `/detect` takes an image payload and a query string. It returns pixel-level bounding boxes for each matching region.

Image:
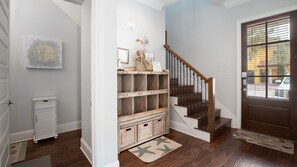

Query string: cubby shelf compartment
[147,75,159,90]
[134,96,147,114]
[134,74,147,91]
[159,93,168,108]
[147,95,158,111]
[118,74,133,93]
[118,98,133,117]
[159,75,168,90]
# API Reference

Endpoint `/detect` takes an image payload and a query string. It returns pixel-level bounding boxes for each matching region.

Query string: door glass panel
[268,76,290,99]
[268,42,290,76]
[247,24,266,45]
[268,18,290,43]
[247,46,266,76]
[247,77,266,97]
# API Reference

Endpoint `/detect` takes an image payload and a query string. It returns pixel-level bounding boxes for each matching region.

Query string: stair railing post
[207,78,215,134]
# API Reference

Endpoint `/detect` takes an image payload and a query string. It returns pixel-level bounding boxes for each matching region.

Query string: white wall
[117,0,166,68]
[166,0,297,127]
[80,0,92,162]
[10,0,81,133]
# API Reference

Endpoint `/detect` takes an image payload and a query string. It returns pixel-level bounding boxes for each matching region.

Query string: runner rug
[9,141,27,164]
[233,129,294,154]
[128,136,182,163]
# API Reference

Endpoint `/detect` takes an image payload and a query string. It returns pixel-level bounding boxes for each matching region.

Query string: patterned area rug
[128,136,182,163]
[233,129,294,154]
[12,155,52,167]
[9,141,27,164]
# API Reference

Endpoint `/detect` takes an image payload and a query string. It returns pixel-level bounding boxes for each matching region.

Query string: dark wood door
[242,11,297,141]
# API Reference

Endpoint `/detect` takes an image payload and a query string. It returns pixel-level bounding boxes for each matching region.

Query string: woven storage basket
[153,117,165,135]
[137,121,153,141]
[135,61,146,71]
[120,125,137,147]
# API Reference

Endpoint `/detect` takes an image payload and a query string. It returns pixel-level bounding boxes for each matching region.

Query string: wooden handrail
[164,45,208,81]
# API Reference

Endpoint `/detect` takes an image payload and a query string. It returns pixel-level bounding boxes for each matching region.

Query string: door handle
[242,88,247,92]
[4,100,15,106]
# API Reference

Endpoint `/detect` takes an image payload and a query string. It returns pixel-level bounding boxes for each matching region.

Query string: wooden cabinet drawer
[153,117,165,135]
[34,100,56,110]
[137,121,153,141]
[120,126,137,148]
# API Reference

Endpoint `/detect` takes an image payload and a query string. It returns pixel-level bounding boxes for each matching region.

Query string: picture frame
[117,48,129,64]
[25,36,63,69]
[145,52,154,61]
[152,61,162,72]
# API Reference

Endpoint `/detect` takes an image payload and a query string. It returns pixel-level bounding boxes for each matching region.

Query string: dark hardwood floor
[23,128,296,167]
[119,128,297,167]
[24,130,91,167]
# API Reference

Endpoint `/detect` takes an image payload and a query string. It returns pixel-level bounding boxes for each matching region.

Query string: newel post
[207,78,215,133]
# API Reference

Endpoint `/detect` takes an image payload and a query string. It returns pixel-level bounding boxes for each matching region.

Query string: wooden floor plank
[23,128,296,167]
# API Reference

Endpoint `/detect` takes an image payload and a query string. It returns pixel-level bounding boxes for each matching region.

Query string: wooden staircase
[165,31,231,142]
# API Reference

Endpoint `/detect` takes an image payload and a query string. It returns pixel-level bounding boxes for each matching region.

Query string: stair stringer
[170,97,210,142]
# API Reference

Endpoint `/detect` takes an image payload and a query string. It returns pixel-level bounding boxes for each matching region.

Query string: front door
[242,11,297,140]
[0,0,10,166]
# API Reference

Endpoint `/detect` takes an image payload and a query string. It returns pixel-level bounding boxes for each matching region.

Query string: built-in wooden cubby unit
[117,70,170,152]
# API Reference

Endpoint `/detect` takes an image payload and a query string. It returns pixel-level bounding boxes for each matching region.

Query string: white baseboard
[57,121,81,133]
[10,129,34,144]
[10,121,81,143]
[105,160,120,167]
[80,137,92,164]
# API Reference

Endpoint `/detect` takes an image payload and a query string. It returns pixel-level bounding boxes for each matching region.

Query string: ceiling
[137,0,252,10]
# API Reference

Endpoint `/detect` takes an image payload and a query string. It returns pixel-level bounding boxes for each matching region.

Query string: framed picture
[25,36,63,69]
[117,48,129,64]
[152,61,162,72]
[145,52,154,61]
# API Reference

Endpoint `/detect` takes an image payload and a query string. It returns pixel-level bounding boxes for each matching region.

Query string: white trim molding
[10,121,81,143]
[80,137,92,164]
[91,0,118,166]
[236,4,297,129]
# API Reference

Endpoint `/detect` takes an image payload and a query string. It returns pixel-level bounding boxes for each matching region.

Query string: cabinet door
[35,108,57,139]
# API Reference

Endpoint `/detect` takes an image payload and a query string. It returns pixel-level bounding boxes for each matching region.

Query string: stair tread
[185,108,221,119]
[214,117,231,131]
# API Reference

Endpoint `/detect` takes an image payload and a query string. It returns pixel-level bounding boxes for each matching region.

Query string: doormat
[12,155,52,167]
[9,141,28,164]
[128,136,182,163]
[233,129,294,154]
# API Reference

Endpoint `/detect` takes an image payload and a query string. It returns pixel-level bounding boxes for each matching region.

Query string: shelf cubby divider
[159,93,168,108]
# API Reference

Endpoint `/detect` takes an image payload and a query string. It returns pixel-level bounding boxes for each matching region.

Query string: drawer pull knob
[144,124,148,127]
[138,92,142,95]
[126,128,131,131]
[43,100,48,102]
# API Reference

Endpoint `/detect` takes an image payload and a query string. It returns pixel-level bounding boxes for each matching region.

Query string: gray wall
[166,0,297,124]
[81,0,92,150]
[117,0,166,68]
[10,0,81,133]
